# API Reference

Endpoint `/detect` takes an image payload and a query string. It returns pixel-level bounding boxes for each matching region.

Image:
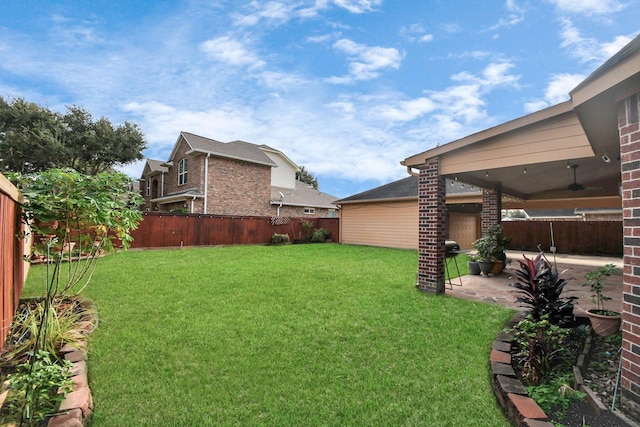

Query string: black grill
[445,240,460,258]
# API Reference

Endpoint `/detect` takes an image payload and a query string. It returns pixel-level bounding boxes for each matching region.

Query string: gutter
[203,153,210,214]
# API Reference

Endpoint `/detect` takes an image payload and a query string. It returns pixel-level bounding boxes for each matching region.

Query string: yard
[23,244,514,426]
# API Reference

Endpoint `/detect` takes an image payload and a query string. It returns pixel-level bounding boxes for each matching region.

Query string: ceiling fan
[567,164,584,191]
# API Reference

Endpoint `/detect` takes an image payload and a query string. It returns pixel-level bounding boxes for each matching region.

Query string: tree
[296,165,318,189]
[0,96,147,174]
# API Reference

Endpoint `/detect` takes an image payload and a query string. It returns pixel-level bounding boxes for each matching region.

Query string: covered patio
[447,251,624,316]
[402,35,640,412]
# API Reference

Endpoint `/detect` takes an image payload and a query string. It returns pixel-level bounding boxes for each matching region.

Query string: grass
[24,244,512,426]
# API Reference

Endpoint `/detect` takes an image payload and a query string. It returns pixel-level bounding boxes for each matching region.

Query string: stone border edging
[490,312,554,427]
[48,298,97,427]
[491,312,638,427]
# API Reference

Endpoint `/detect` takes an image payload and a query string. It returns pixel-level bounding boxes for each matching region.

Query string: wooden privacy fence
[130,212,340,249]
[0,173,30,352]
[502,220,623,256]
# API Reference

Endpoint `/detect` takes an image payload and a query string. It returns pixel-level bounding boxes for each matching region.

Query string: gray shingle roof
[336,176,482,203]
[144,159,169,175]
[271,181,338,209]
[181,132,276,167]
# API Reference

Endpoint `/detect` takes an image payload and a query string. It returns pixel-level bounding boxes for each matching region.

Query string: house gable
[261,146,300,189]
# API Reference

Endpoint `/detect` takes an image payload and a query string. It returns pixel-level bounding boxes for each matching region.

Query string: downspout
[161,172,165,197]
[191,196,197,213]
[203,153,210,214]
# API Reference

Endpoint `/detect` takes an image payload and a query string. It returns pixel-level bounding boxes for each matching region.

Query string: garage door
[449,212,479,250]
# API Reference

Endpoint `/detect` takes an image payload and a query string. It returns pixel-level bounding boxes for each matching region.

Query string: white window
[178,158,188,185]
[146,178,151,196]
[304,207,315,215]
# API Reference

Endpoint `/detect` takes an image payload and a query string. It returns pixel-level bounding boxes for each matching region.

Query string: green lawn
[24,244,513,426]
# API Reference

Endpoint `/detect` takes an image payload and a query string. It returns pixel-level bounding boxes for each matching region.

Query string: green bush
[2,350,74,425]
[510,314,571,385]
[311,228,331,243]
[271,233,290,244]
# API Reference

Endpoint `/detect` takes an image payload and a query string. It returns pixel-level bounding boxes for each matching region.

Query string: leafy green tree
[296,165,318,189]
[0,96,147,174]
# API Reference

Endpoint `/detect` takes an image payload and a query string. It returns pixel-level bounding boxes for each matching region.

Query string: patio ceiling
[402,36,640,210]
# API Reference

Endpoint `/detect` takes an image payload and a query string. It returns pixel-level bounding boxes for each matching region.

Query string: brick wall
[206,156,272,216]
[481,184,502,232]
[277,205,339,218]
[163,140,204,197]
[619,92,640,405]
[416,158,446,293]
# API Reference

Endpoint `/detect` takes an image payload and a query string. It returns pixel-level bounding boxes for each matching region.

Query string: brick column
[619,92,640,408]
[416,158,446,294]
[481,183,502,233]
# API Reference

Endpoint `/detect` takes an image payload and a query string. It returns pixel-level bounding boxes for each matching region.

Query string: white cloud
[451,61,520,89]
[546,0,625,15]
[371,97,437,122]
[488,0,526,31]
[400,24,434,43]
[332,0,382,13]
[232,0,381,27]
[559,18,633,64]
[327,39,403,83]
[200,36,265,68]
[523,73,585,112]
[601,35,634,57]
[232,1,297,27]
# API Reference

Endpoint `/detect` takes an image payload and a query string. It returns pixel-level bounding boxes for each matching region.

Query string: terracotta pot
[586,309,622,337]
[490,260,504,275]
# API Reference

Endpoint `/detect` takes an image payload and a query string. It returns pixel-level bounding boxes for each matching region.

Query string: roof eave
[402,101,574,168]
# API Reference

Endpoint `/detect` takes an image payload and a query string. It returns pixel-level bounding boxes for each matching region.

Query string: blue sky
[1,0,639,198]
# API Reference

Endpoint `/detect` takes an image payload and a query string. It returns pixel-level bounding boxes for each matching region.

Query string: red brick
[490,349,511,364]
[47,408,83,427]
[59,385,93,416]
[508,393,548,420]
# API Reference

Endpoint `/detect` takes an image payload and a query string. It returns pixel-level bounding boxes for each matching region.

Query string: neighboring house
[140,132,339,217]
[335,176,482,250]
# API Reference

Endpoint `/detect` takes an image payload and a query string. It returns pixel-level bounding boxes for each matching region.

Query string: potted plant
[467,254,481,275]
[582,263,621,336]
[472,224,511,275]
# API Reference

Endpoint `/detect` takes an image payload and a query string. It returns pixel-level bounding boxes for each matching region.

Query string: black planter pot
[479,260,493,276]
[468,261,481,275]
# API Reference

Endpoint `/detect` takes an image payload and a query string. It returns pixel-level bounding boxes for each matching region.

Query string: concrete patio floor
[446,250,624,316]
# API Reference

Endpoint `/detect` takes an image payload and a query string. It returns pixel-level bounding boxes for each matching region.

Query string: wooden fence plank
[0,174,28,352]
[502,221,622,256]
[130,213,340,249]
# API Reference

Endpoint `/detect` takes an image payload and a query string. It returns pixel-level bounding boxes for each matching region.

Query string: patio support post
[416,157,446,294]
[481,183,502,233]
[619,92,640,409]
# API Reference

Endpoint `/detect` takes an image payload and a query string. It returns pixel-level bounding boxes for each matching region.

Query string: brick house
[140,132,338,217]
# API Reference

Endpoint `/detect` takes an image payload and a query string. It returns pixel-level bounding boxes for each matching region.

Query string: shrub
[271,233,290,244]
[8,168,143,296]
[300,220,314,242]
[311,228,331,243]
[509,252,577,326]
[1,298,89,368]
[511,315,571,386]
[2,350,74,426]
